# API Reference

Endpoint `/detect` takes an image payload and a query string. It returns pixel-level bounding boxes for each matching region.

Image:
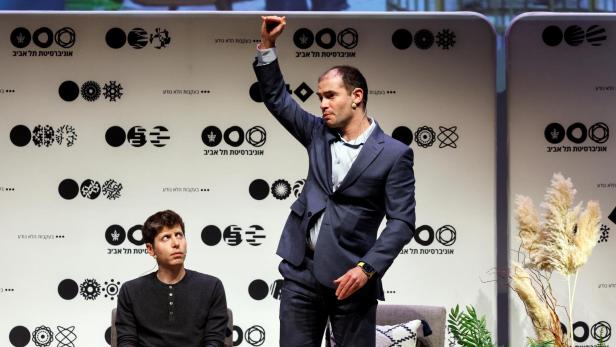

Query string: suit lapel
[320,128,338,194]
[335,124,385,192]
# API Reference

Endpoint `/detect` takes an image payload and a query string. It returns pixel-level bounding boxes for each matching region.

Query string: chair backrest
[376,304,447,347]
[111,307,234,347]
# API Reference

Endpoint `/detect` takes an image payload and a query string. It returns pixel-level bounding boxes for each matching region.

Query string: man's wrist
[357,261,376,279]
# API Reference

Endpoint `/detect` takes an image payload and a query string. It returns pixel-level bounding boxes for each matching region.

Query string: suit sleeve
[115,284,138,347]
[253,58,320,148]
[362,147,416,278]
[203,279,228,347]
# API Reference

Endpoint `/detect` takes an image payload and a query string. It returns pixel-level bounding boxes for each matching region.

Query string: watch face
[362,263,375,274]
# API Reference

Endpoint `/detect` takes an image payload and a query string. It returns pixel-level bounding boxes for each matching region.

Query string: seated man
[115,210,227,347]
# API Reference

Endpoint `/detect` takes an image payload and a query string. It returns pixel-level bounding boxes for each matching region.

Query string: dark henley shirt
[116,269,227,347]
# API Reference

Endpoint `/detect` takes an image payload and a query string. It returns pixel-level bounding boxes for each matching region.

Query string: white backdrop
[0,12,496,346]
[508,13,615,347]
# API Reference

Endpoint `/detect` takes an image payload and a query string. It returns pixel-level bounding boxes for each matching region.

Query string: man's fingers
[334,277,345,296]
[334,274,350,296]
[337,276,357,299]
[338,281,359,300]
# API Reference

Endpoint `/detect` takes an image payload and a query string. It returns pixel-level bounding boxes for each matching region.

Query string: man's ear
[352,87,364,106]
[146,243,156,257]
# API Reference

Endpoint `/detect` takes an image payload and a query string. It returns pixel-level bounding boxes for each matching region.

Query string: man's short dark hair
[143,210,185,245]
[320,65,368,108]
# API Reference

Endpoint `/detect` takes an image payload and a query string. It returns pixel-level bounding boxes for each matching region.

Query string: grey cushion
[376,305,446,347]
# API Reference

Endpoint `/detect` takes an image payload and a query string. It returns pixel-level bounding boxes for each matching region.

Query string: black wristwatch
[357,261,376,279]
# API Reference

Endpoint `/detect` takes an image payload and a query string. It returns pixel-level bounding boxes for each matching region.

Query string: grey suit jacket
[254,59,416,300]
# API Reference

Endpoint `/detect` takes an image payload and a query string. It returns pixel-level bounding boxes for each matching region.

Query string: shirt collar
[334,117,376,147]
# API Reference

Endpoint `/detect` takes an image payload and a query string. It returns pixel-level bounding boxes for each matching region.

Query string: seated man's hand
[260,15,286,49]
[333,266,368,300]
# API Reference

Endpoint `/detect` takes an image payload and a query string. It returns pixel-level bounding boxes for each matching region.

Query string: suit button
[307,212,312,217]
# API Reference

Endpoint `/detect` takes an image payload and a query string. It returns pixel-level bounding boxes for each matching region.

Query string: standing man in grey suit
[254,16,416,347]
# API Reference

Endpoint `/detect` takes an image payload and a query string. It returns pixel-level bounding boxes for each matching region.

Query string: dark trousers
[278,255,377,347]
[265,0,349,11]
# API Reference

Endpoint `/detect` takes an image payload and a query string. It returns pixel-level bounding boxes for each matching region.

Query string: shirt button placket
[168,285,175,321]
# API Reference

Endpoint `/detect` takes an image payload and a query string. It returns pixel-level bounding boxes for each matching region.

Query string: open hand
[333,266,368,300]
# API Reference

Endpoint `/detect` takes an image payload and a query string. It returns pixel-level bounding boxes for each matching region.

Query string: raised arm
[254,16,321,148]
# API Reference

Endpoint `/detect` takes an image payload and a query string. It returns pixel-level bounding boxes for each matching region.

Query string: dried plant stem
[567,271,579,347]
[513,173,602,346]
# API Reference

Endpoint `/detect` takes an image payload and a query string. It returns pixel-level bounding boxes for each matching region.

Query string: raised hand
[260,15,287,49]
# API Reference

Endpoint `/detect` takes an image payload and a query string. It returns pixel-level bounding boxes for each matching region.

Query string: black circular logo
[293,28,314,49]
[392,29,412,50]
[32,27,54,48]
[105,327,112,344]
[415,126,436,148]
[223,225,243,246]
[81,81,101,102]
[224,126,244,147]
[59,80,80,102]
[338,28,358,49]
[413,225,435,246]
[586,25,607,47]
[245,325,266,346]
[58,279,79,300]
[202,126,223,147]
[249,179,270,200]
[10,27,31,48]
[249,82,263,103]
[106,126,127,147]
[10,125,32,147]
[150,126,170,147]
[414,29,434,50]
[55,27,76,48]
[80,179,101,199]
[31,124,55,147]
[9,326,30,347]
[589,122,609,144]
[566,122,587,144]
[128,28,148,49]
[246,126,267,147]
[248,279,269,300]
[564,25,585,46]
[202,225,222,246]
[106,27,127,49]
[127,225,145,245]
[316,28,336,49]
[58,179,79,200]
[105,224,126,246]
[127,126,147,147]
[544,123,566,144]
[591,321,611,342]
[392,126,413,145]
[436,225,457,246]
[542,25,563,47]
[271,179,291,200]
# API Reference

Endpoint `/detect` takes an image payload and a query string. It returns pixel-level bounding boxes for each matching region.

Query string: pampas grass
[513,173,601,347]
